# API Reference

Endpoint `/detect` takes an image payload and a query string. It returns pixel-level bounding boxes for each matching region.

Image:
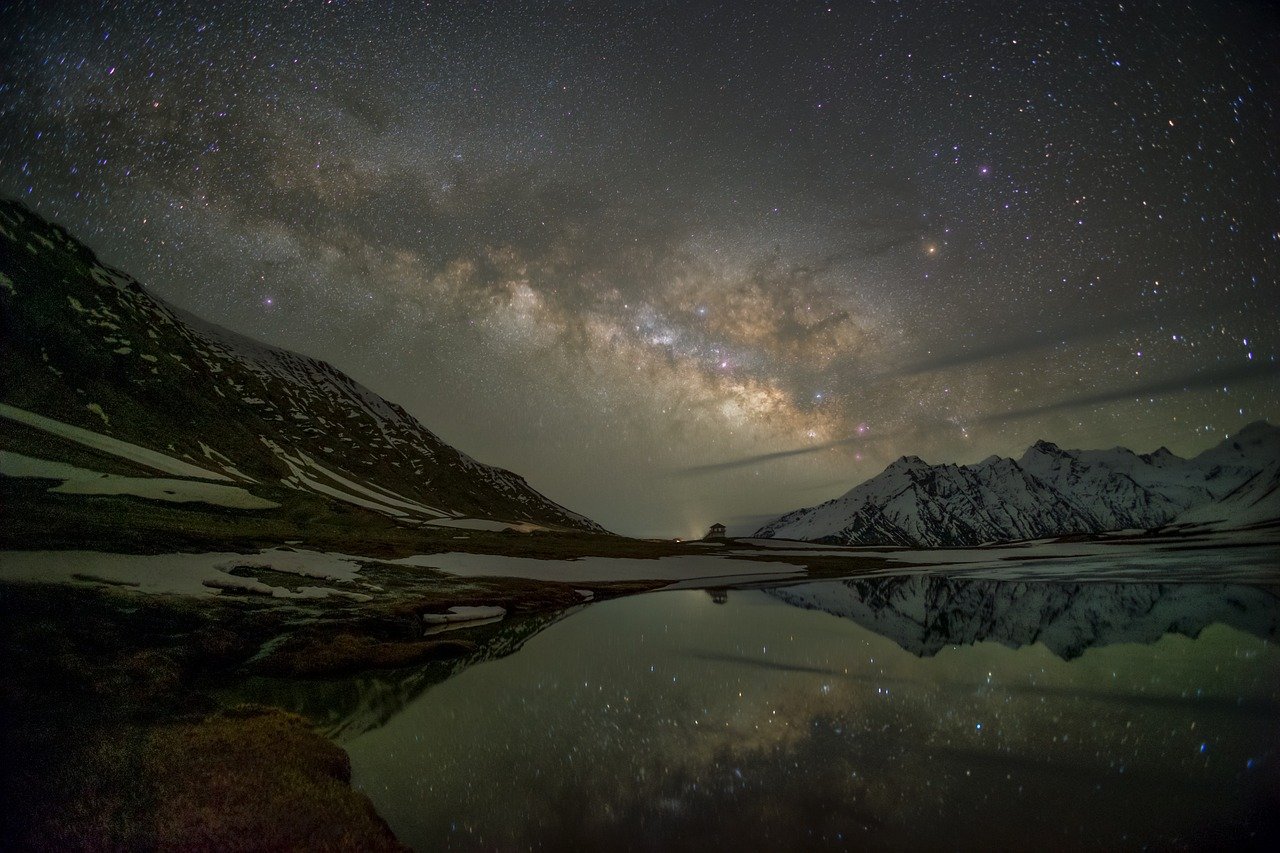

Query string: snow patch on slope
[0,402,232,481]
[0,450,278,509]
[262,437,446,519]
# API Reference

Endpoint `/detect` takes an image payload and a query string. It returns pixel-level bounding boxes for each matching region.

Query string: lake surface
[345,576,1280,850]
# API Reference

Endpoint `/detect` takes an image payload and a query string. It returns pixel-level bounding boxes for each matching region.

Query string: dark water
[345,577,1280,850]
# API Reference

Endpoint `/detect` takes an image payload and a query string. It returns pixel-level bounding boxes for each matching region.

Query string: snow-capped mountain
[0,200,602,531]
[768,575,1280,660]
[754,422,1280,546]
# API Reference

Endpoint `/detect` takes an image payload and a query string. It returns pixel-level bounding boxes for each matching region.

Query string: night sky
[2,1,1277,537]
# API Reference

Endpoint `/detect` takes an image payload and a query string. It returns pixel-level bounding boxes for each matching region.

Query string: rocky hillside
[0,200,602,532]
[754,422,1279,546]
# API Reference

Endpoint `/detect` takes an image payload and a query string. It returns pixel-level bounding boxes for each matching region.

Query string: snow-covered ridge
[755,423,1280,546]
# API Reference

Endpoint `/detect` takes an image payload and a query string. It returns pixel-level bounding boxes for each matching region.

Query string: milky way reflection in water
[346,577,1280,850]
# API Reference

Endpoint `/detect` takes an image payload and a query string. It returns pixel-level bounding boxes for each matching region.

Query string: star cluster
[1,0,1276,536]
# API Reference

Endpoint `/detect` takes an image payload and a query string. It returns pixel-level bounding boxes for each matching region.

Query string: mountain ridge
[0,199,603,532]
[754,422,1280,546]
[766,576,1280,660]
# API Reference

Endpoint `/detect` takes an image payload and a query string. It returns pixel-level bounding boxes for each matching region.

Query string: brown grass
[5,706,406,851]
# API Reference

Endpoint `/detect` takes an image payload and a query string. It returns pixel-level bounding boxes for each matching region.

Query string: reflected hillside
[767,576,1280,659]
[223,607,578,742]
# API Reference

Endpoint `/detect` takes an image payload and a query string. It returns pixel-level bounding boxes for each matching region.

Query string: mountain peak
[1197,420,1280,464]
[1233,420,1278,441]
[886,454,929,472]
[1141,446,1180,465]
[1017,439,1073,471]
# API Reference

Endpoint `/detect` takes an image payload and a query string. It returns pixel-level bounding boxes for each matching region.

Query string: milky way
[2,1,1277,536]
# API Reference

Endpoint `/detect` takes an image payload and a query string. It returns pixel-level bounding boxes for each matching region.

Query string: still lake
[343,576,1280,850]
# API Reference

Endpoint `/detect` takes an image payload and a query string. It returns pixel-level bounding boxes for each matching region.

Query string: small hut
[705,522,726,539]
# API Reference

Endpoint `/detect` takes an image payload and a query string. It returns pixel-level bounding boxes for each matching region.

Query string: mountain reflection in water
[766,575,1280,659]
[343,576,1279,850]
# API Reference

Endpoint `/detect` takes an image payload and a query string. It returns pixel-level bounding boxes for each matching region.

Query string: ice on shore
[390,552,806,583]
[0,548,372,599]
[422,605,507,624]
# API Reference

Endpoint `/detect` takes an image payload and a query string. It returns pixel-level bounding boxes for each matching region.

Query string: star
[0,0,1272,537]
